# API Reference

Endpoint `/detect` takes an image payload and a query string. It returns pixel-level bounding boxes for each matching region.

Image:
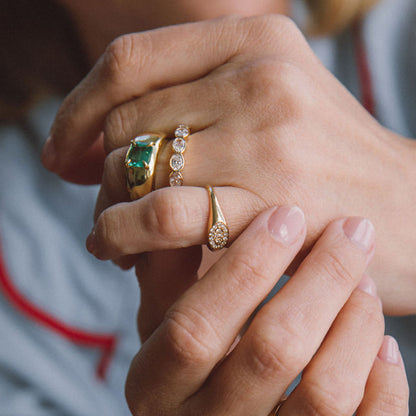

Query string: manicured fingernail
[378,336,400,364]
[357,274,377,296]
[268,205,305,246]
[343,217,375,254]
[41,136,57,169]
[86,229,97,255]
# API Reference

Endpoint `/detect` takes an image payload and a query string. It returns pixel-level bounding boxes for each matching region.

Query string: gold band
[206,186,229,251]
[169,125,190,186]
[125,133,167,200]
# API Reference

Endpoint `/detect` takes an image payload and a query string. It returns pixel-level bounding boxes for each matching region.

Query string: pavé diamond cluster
[208,222,229,250]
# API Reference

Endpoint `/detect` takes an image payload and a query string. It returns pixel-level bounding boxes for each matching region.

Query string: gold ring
[206,186,229,251]
[169,124,190,187]
[125,133,167,200]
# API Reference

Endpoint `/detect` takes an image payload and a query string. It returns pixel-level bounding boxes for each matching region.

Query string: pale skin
[42,1,410,414]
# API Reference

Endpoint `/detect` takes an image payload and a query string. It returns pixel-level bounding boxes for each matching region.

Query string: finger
[125,205,306,414]
[111,254,139,270]
[189,216,375,415]
[87,186,266,260]
[93,127,217,223]
[42,15,259,173]
[356,336,409,416]
[94,147,130,223]
[279,275,384,416]
[103,72,223,154]
[54,133,107,184]
[136,246,202,343]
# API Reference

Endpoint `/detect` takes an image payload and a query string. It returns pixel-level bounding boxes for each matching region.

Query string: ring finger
[88,185,263,260]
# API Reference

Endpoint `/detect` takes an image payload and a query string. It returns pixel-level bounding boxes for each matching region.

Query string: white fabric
[0,99,140,415]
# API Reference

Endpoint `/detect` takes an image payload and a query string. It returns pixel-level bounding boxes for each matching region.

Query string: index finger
[42,15,274,174]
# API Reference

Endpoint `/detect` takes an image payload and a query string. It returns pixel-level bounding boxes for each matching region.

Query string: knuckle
[163,307,218,367]
[271,61,312,116]
[242,14,300,45]
[223,253,271,296]
[298,378,359,416]
[267,14,298,32]
[95,208,123,256]
[125,385,149,416]
[145,191,192,242]
[315,249,356,289]
[102,149,125,191]
[125,376,170,416]
[246,335,288,381]
[236,59,309,127]
[348,293,384,330]
[104,106,132,152]
[374,390,409,415]
[268,14,300,40]
[103,34,136,82]
[247,321,307,381]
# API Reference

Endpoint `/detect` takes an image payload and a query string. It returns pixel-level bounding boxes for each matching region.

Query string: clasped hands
[43,15,410,415]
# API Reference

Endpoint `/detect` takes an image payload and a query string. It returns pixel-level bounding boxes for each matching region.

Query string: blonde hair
[306,0,380,34]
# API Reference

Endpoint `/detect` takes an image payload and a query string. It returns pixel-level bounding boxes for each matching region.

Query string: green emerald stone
[125,134,163,190]
[126,140,154,169]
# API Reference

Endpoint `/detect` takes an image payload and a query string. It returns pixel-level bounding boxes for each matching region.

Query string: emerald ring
[125,133,167,200]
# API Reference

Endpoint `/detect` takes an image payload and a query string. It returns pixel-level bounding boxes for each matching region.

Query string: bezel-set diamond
[172,137,186,153]
[175,124,190,139]
[169,153,184,171]
[169,171,183,186]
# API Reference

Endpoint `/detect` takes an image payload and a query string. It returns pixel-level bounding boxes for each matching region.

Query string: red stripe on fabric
[0,242,117,380]
[353,20,375,116]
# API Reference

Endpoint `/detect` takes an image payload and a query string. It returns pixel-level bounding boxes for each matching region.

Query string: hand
[125,207,408,415]
[43,15,416,313]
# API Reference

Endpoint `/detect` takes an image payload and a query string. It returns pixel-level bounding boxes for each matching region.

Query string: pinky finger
[357,336,409,416]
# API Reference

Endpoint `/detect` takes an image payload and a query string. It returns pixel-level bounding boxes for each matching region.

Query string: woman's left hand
[42,15,416,313]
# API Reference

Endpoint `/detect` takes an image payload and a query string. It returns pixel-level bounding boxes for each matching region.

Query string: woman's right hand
[126,206,408,415]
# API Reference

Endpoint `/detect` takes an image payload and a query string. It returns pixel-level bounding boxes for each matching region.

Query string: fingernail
[268,205,305,246]
[357,274,377,296]
[86,229,97,255]
[378,336,400,365]
[41,136,57,169]
[343,217,375,254]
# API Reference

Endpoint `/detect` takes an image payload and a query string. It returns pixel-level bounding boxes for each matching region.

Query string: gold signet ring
[206,186,229,251]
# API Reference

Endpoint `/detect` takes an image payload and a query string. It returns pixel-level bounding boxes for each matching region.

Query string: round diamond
[172,138,186,153]
[175,125,190,139]
[169,172,183,186]
[169,153,184,171]
[208,222,229,250]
